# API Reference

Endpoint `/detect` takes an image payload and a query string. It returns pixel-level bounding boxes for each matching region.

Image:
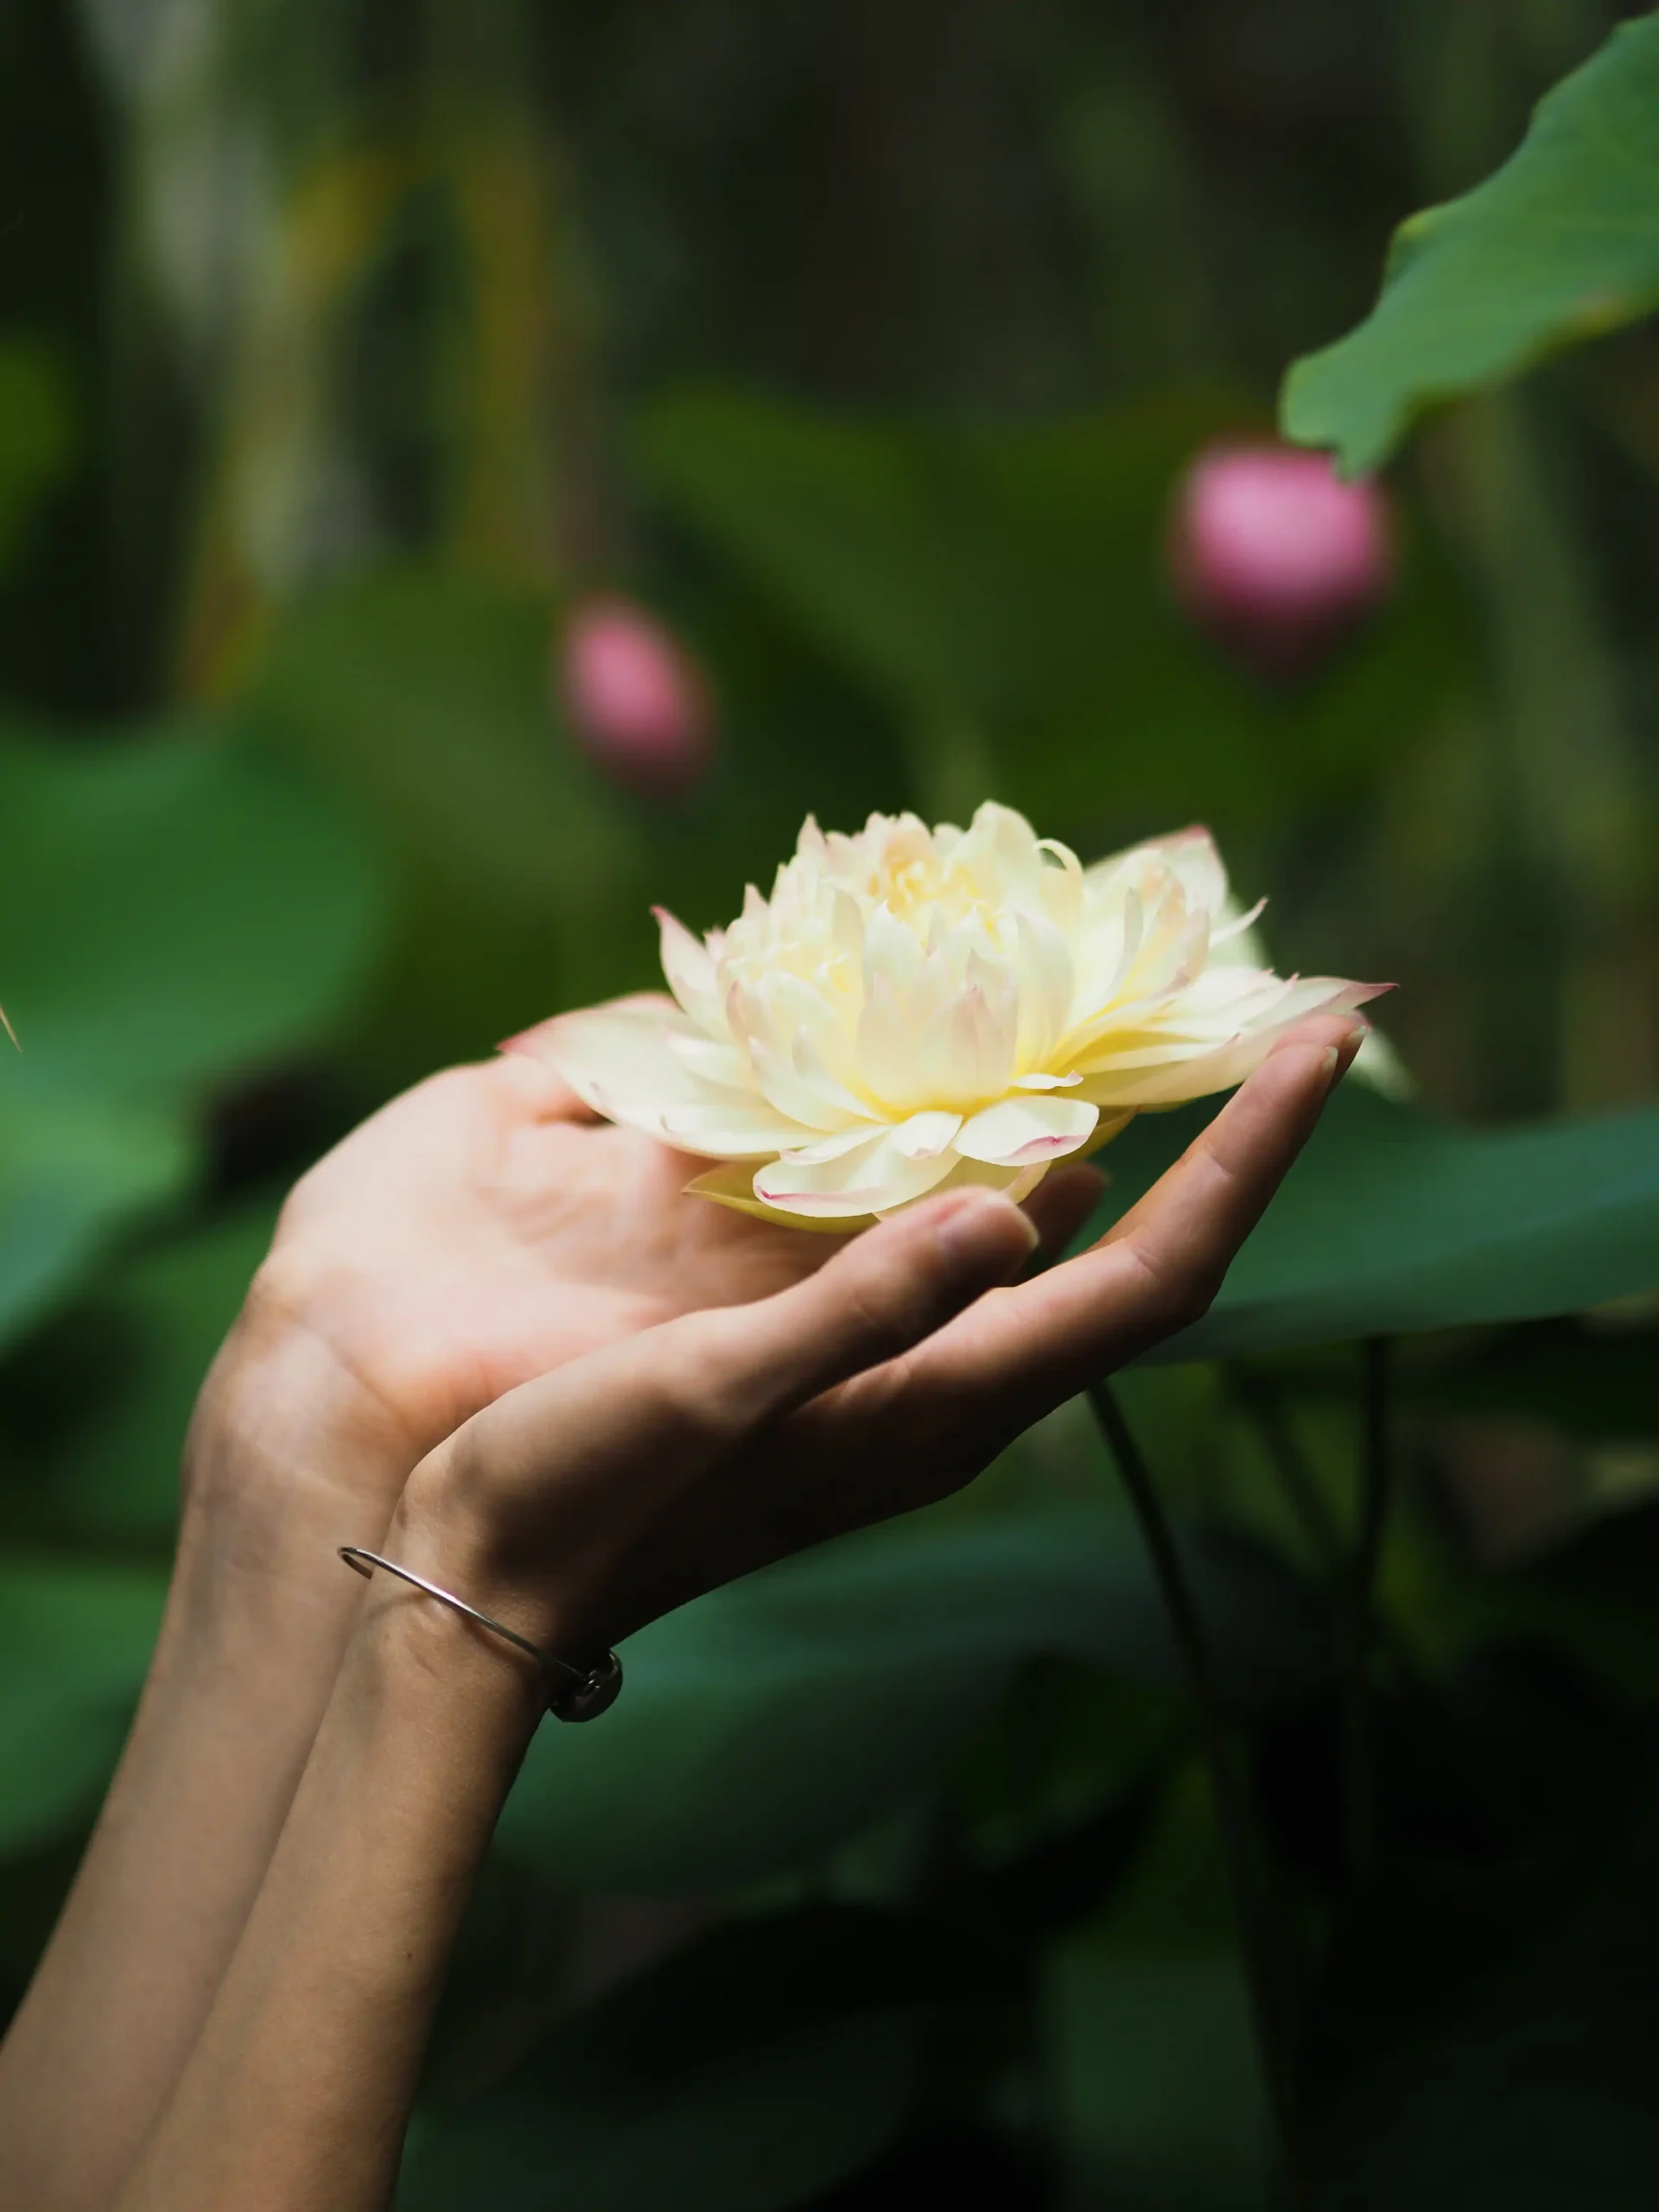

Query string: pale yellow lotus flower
[529,802,1387,1226]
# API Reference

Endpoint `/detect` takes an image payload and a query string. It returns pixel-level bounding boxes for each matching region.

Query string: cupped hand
[195,997,1103,1529]
[391,1016,1363,1663]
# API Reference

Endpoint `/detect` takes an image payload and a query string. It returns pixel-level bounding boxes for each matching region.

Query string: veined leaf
[1283,17,1659,474]
[0,723,389,1101]
[0,725,381,1345]
[1082,1084,1659,1363]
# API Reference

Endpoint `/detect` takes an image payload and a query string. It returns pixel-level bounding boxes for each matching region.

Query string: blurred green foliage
[638,386,1473,835]
[0,1557,165,1857]
[1097,1083,1659,1359]
[496,1512,1325,1891]
[0,342,73,577]
[0,721,386,1341]
[1286,15,1659,474]
[3,3,1659,2208]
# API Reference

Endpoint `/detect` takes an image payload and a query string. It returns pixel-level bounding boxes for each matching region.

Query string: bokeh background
[6,4,1659,2208]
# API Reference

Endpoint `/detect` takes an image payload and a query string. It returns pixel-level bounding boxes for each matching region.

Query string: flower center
[870,848,1002,942]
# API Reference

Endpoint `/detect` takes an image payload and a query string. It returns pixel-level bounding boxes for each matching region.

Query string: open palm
[240,996,1096,1483]
[255,1012,842,1473]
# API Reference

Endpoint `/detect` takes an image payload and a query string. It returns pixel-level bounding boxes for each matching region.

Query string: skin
[0,1007,1103,2212]
[0,1004,1364,2212]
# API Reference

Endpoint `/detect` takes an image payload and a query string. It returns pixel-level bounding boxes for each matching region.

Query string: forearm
[111,1510,546,2212]
[0,1320,416,2212]
[103,1178,1058,2212]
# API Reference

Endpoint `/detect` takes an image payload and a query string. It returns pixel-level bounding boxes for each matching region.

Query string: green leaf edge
[1281,14,1659,474]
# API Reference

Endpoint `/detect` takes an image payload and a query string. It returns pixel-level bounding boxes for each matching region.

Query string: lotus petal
[525,803,1387,1224]
[956,1095,1101,1167]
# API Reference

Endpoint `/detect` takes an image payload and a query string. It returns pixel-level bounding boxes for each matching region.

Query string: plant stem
[1340,1338,1394,1890]
[1087,1381,1308,2209]
[1236,1357,1418,1651]
[1230,1369,1347,1573]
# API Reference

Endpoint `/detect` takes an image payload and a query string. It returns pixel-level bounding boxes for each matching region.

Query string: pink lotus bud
[1169,443,1394,678]
[556,595,715,798]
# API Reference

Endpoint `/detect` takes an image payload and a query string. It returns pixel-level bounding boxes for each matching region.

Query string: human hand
[388,1017,1362,1663]
[6,1014,1341,2212]
[0,1010,1091,2212]
[190,998,1102,1548]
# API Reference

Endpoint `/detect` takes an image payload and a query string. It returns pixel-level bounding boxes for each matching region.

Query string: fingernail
[1330,1021,1375,1083]
[1316,1044,1343,1092]
[934,1191,1040,1269]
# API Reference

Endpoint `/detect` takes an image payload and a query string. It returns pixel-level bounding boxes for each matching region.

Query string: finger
[491,1036,603,1122]
[463,1185,1039,1491]
[1093,1011,1366,1292]
[595,1022,1367,1627]
[888,1017,1365,1433]
[1020,1162,1108,1260]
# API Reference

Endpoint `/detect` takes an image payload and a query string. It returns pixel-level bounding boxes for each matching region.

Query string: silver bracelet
[339,1547,623,1722]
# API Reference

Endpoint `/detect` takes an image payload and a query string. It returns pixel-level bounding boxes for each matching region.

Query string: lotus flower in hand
[521,803,1387,1226]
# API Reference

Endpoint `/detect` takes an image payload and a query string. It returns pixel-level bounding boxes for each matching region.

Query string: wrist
[382,1453,610,1675]
[155,1301,419,1690]
[343,1554,550,1763]
[181,1292,412,1563]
